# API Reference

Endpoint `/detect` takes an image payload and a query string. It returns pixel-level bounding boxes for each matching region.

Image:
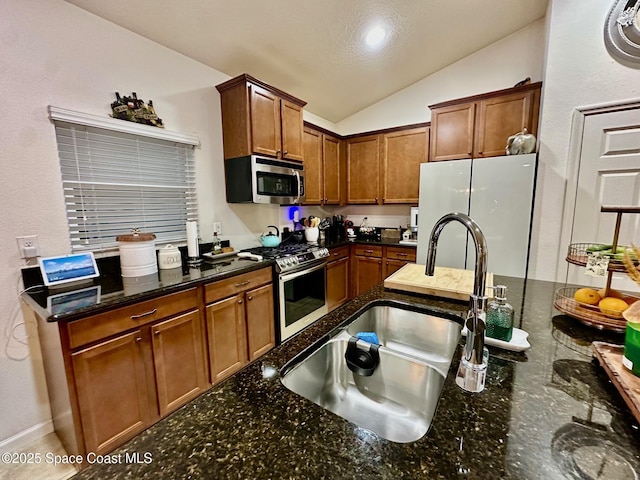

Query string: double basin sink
[280,300,462,443]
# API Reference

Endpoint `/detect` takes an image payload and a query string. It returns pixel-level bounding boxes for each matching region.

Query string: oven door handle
[279,261,326,283]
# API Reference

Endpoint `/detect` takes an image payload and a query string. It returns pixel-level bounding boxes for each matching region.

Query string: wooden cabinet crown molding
[428,81,542,111]
[216,73,306,107]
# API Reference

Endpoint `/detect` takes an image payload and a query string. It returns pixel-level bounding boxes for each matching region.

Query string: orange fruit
[598,297,629,315]
[574,288,601,306]
[597,288,624,299]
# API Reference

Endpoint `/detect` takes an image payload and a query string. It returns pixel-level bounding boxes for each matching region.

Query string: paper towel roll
[186,221,199,258]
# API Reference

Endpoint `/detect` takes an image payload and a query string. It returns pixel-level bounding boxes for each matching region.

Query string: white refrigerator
[416,154,536,278]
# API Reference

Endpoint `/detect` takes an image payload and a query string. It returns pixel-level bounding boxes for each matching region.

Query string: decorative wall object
[605,0,640,67]
[506,128,536,155]
[110,91,164,127]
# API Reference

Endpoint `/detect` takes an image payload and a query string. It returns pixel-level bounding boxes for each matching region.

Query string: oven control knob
[292,257,299,264]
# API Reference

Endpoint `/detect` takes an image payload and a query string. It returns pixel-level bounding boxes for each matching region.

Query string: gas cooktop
[242,243,329,273]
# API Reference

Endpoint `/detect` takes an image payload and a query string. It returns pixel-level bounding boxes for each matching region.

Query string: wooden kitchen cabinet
[72,329,154,456]
[384,246,417,277]
[326,246,350,311]
[204,267,275,383]
[66,288,205,457]
[429,82,541,162]
[351,244,417,296]
[381,127,429,203]
[351,245,383,296]
[346,125,429,205]
[216,73,306,161]
[303,125,343,205]
[347,134,381,204]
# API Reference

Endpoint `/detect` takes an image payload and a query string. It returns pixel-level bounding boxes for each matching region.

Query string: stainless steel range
[242,243,329,341]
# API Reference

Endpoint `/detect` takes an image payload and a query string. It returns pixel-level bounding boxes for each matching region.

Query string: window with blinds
[53,122,198,252]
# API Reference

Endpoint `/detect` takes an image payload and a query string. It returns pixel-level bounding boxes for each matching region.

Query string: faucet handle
[455,346,489,393]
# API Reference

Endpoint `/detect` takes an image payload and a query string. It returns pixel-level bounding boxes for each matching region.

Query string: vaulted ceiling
[65,0,549,122]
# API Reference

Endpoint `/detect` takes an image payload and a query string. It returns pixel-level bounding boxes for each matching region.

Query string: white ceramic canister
[116,230,158,277]
[158,244,182,270]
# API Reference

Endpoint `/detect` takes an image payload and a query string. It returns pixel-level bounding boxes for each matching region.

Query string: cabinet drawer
[328,246,349,261]
[385,247,416,262]
[204,267,273,304]
[67,288,199,350]
[353,245,383,258]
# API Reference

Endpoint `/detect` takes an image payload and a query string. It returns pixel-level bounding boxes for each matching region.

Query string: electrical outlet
[213,222,222,235]
[16,235,40,259]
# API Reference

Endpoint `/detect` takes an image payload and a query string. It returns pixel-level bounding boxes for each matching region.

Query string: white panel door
[568,108,640,291]
[417,160,471,267]
[469,154,536,278]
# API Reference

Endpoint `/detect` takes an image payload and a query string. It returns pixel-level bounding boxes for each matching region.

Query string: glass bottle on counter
[485,285,514,342]
[212,232,222,254]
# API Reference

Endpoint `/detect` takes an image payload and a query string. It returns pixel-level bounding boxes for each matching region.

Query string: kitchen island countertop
[72,276,640,479]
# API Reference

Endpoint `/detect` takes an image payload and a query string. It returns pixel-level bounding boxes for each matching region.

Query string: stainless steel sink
[280,337,446,443]
[345,303,461,374]
[280,302,462,443]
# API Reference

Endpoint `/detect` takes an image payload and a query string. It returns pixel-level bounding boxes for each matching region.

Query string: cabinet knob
[378,261,382,265]
[398,253,408,257]
[154,330,160,336]
[135,337,142,343]
[238,299,243,304]
[375,197,378,202]
[283,151,288,155]
[248,296,253,301]
[235,281,250,287]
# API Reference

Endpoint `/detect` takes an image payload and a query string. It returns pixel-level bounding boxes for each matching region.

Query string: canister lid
[116,228,156,242]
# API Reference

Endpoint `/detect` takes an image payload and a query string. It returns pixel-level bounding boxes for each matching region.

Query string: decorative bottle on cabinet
[486,285,514,342]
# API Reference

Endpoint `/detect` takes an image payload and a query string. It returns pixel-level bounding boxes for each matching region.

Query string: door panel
[347,135,380,204]
[416,160,471,267]
[250,84,281,157]
[206,295,247,383]
[281,100,304,161]
[323,135,341,204]
[569,108,640,290]
[152,310,207,416]
[303,127,323,204]
[382,127,429,203]
[245,284,275,360]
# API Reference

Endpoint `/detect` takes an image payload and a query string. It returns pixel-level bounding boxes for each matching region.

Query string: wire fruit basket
[553,286,634,333]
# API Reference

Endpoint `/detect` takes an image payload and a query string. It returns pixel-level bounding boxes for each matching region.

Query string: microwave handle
[293,169,301,204]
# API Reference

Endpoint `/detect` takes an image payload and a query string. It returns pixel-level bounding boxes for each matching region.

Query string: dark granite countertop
[21,254,275,322]
[72,276,640,480]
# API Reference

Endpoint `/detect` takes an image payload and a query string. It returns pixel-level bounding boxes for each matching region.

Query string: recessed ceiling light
[365,25,387,48]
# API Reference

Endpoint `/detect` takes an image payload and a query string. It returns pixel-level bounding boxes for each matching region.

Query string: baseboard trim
[0,420,55,452]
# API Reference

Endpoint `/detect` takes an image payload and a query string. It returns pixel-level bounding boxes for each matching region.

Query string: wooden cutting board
[383,263,494,301]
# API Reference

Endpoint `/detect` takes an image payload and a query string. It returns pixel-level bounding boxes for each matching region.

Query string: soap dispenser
[486,285,514,342]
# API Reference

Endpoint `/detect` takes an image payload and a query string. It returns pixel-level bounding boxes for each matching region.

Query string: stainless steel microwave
[224,155,305,204]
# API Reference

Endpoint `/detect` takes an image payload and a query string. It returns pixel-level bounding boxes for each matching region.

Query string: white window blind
[53,122,198,252]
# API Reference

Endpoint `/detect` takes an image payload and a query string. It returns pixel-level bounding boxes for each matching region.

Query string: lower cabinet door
[72,330,153,455]
[327,256,349,311]
[151,310,208,417]
[206,294,248,383]
[384,259,409,278]
[353,255,383,296]
[245,283,275,361]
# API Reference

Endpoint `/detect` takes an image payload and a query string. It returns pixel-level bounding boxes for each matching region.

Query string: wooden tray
[592,342,640,425]
[383,264,494,301]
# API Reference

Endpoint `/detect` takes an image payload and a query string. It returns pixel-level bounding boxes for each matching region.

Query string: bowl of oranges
[554,286,638,332]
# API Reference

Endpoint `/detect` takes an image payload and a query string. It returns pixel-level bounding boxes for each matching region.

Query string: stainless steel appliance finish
[281,337,445,443]
[242,243,329,341]
[345,304,460,374]
[280,302,461,442]
[224,155,305,204]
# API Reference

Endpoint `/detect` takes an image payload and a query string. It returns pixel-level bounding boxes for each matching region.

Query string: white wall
[335,20,546,135]
[0,0,278,446]
[529,0,640,282]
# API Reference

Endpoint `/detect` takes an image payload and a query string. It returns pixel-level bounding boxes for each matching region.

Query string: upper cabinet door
[302,127,323,204]
[430,103,476,162]
[474,90,534,158]
[382,127,429,204]
[347,135,380,204]
[281,100,304,161]
[249,84,282,158]
[323,134,341,204]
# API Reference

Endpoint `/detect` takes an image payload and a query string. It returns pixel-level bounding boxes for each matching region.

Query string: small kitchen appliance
[224,155,305,204]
